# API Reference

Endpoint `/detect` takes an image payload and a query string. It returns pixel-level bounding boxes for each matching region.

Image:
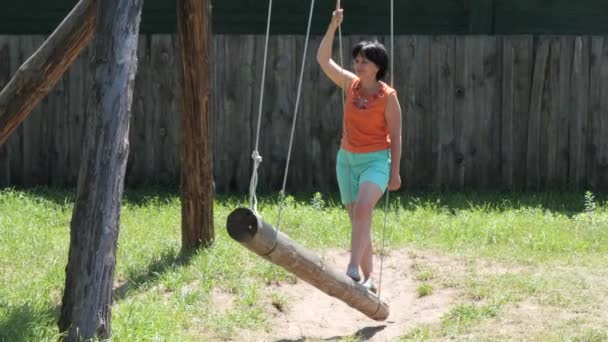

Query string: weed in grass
[399,324,433,341]
[572,328,608,342]
[441,302,500,336]
[339,335,360,342]
[178,287,201,306]
[584,191,597,214]
[0,301,61,342]
[411,263,435,282]
[310,192,326,210]
[535,320,608,342]
[416,283,433,297]
[464,271,543,304]
[538,290,569,307]
[270,293,289,313]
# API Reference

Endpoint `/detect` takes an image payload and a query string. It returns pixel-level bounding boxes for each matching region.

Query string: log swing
[226,0,395,321]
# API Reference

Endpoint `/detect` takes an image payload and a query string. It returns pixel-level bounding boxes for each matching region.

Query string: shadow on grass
[274,325,386,342]
[0,247,198,341]
[113,247,198,301]
[0,301,59,342]
[3,186,607,217]
[0,185,181,208]
[394,190,607,217]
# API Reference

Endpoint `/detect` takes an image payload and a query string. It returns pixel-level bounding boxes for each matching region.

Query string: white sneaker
[362,278,377,294]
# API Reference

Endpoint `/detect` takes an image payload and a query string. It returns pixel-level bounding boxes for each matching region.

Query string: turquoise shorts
[336,148,391,204]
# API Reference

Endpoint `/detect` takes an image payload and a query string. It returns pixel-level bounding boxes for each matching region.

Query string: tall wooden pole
[0,0,95,145]
[177,0,214,249]
[58,0,143,339]
[227,208,390,321]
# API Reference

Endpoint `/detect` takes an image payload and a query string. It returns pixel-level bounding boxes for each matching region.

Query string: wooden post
[0,0,95,145]
[177,0,214,249]
[226,208,390,321]
[58,0,143,339]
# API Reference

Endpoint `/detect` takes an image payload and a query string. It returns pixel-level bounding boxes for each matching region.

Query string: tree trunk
[0,0,95,146]
[58,0,143,340]
[177,0,214,249]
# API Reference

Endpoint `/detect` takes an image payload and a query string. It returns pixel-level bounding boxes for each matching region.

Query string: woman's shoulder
[379,81,397,98]
[379,81,396,96]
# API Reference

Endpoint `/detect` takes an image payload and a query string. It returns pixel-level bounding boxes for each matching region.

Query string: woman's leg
[348,182,383,277]
[360,235,373,280]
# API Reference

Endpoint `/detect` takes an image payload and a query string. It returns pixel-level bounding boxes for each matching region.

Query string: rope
[249,0,273,213]
[335,0,352,242]
[276,0,316,230]
[377,188,390,298]
[377,0,395,300]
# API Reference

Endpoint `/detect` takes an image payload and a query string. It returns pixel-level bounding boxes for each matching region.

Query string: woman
[316,8,402,293]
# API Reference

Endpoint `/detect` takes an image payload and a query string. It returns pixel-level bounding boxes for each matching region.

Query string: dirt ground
[207,244,608,341]
[231,248,460,341]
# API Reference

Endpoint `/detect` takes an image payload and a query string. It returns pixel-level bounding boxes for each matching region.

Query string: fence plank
[556,37,573,188]
[150,35,180,184]
[68,46,91,185]
[0,36,10,186]
[602,37,608,190]
[213,35,257,193]
[598,37,608,190]
[454,37,471,189]
[512,36,533,190]
[258,36,298,192]
[569,36,589,190]
[126,36,149,185]
[501,36,533,190]
[6,36,23,185]
[431,36,456,189]
[501,36,515,189]
[412,37,434,188]
[456,36,484,188]
[396,36,417,190]
[544,37,560,188]
[20,36,47,185]
[48,56,69,186]
[481,36,501,188]
[587,37,603,189]
[297,35,321,191]
[526,37,550,190]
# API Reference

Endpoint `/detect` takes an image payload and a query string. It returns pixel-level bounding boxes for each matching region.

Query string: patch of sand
[238,248,459,341]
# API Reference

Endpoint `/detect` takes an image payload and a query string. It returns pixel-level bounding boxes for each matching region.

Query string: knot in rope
[249,150,263,214]
[251,150,263,164]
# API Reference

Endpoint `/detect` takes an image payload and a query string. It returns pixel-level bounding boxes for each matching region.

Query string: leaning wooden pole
[226,207,390,321]
[58,0,143,339]
[0,0,95,145]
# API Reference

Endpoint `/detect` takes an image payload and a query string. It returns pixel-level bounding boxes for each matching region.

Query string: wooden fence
[1,34,607,192]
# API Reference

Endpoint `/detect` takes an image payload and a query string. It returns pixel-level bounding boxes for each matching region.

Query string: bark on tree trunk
[58,0,143,340]
[0,0,95,146]
[177,0,214,249]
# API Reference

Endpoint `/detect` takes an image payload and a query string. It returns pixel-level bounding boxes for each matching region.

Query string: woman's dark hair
[351,41,388,80]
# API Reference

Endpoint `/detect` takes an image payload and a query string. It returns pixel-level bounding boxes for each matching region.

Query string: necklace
[352,81,384,110]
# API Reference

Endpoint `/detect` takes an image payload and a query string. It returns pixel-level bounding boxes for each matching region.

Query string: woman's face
[353,53,379,81]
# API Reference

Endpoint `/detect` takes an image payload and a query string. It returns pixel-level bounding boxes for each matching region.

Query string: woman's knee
[353,200,374,220]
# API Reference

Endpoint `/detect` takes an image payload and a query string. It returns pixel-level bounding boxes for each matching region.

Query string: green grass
[2,188,608,340]
[416,283,433,297]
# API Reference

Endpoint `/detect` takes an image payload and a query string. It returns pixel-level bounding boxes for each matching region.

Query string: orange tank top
[341,78,396,153]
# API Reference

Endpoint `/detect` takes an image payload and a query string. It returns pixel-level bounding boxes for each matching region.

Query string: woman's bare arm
[385,92,403,190]
[316,9,356,89]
